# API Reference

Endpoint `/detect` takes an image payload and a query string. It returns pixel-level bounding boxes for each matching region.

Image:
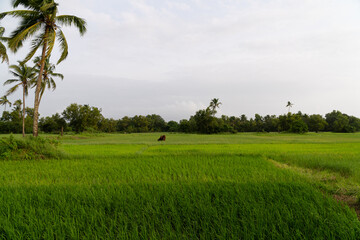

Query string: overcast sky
[1,0,360,121]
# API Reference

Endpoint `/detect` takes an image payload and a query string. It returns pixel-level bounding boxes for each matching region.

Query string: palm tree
[33,56,64,103]
[0,0,87,136]
[0,26,9,63]
[13,99,22,117]
[4,61,36,137]
[209,98,222,116]
[0,96,11,112]
[286,101,294,113]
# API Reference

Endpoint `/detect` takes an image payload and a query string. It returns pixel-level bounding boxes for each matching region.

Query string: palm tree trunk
[22,85,26,137]
[33,29,48,137]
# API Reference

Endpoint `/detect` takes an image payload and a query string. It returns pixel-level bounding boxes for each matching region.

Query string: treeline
[1,102,360,134]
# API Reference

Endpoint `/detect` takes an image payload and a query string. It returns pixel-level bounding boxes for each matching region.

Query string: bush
[0,135,65,160]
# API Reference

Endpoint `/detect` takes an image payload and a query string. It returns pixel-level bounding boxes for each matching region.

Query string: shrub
[0,135,65,160]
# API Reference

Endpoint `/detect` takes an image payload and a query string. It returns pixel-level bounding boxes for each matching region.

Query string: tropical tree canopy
[33,56,64,101]
[0,0,87,64]
[4,61,35,97]
[0,96,12,111]
[209,98,222,116]
[286,101,294,113]
[4,61,36,136]
[0,0,87,136]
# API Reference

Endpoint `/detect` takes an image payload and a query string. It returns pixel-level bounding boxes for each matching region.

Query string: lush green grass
[0,133,360,239]
[58,132,360,145]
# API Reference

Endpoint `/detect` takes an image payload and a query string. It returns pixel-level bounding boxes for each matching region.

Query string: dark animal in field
[158,135,166,141]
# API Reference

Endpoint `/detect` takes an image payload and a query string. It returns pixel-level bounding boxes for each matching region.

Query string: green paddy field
[0,132,360,239]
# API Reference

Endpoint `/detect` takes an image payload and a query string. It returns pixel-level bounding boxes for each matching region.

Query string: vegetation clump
[0,135,64,160]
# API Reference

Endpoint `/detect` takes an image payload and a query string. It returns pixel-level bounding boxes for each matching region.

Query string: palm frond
[40,2,57,12]
[22,33,44,63]
[6,84,20,96]
[56,15,87,36]
[3,79,20,85]
[0,42,9,63]
[49,77,56,90]
[8,21,42,52]
[56,29,68,64]
[9,64,22,72]
[0,10,36,20]
[45,29,56,59]
[9,70,21,78]
[51,72,64,79]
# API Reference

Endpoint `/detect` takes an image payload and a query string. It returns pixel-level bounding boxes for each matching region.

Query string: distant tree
[166,121,179,132]
[132,115,149,132]
[62,104,103,133]
[4,61,35,136]
[0,108,21,133]
[289,117,308,133]
[325,110,352,133]
[99,118,117,133]
[39,113,67,133]
[13,99,22,117]
[348,116,360,132]
[209,98,222,116]
[192,108,220,134]
[286,101,294,113]
[117,116,132,132]
[254,114,264,132]
[0,0,87,136]
[178,119,191,133]
[0,96,11,112]
[146,114,166,132]
[307,114,327,133]
[0,26,8,63]
[263,115,279,132]
[278,113,308,133]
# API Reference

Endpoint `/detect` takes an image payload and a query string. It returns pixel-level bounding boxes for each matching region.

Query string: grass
[0,132,360,239]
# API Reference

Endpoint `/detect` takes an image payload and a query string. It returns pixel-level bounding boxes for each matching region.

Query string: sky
[1,0,360,121]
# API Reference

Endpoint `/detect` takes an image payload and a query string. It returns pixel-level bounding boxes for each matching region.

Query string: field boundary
[268,158,360,219]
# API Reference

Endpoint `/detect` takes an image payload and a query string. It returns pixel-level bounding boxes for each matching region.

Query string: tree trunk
[22,84,26,137]
[61,126,63,136]
[33,29,48,137]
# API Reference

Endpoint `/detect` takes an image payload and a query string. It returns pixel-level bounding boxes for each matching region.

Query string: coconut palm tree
[209,98,222,116]
[13,99,22,117]
[33,56,63,103]
[0,96,11,112]
[286,101,294,113]
[0,26,9,63]
[4,61,36,137]
[0,0,87,136]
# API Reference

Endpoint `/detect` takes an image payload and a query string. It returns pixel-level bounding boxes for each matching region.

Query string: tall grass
[0,132,359,238]
[0,183,358,239]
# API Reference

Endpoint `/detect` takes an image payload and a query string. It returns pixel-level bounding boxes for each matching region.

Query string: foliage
[39,113,66,133]
[4,61,36,136]
[1,103,360,134]
[0,26,8,63]
[0,96,11,111]
[326,110,360,133]
[0,0,87,136]
[0,107,33,134]
[0,135,63,160]
[62,103,103,133]
[32,56,64,102]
